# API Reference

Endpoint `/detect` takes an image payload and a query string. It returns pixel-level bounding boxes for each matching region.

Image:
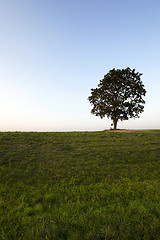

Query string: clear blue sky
[0,0,160,131]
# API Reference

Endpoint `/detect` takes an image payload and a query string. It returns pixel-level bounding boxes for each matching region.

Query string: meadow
[0,130,160,240]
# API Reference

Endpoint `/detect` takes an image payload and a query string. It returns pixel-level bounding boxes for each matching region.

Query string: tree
[88,67,146,130]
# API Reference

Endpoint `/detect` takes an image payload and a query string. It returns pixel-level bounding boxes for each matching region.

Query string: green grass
[0,130,160,239]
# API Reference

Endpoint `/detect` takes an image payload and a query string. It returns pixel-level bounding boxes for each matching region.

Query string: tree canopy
[88,67,146,130]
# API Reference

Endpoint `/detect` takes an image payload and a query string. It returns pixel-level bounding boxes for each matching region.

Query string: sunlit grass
[0,130,160,239]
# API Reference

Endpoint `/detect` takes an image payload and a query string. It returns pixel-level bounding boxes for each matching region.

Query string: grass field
[0,130,160,240]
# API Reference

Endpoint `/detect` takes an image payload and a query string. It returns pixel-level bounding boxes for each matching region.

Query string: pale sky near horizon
[0,0,160,131]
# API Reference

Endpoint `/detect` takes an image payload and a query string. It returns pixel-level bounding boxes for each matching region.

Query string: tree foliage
[88,68,146,130]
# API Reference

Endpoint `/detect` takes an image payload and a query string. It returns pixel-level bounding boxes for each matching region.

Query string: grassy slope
[0,130,160,240]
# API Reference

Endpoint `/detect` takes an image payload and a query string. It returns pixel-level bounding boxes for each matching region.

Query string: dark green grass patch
[0,130,160,239]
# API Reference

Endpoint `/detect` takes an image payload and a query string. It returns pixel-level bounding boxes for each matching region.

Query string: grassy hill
[0,130,160,239]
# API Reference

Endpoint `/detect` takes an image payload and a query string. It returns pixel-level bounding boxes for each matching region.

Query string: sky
[0,0,160,131]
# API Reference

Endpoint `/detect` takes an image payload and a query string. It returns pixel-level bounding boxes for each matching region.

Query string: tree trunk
[113,119,117,130]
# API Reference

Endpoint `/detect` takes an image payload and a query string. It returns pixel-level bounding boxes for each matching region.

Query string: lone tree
[88,67,146,130]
